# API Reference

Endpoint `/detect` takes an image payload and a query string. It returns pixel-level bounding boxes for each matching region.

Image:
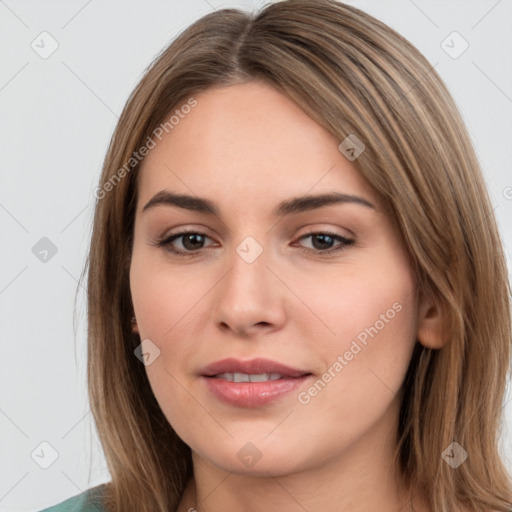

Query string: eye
[296,231,354,254]
[155,231,215,256]
[154,230,354,257]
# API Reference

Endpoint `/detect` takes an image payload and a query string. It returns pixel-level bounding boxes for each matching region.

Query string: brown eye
[156,231,215,256]
[297,232,354,254]
[179,233,207,251]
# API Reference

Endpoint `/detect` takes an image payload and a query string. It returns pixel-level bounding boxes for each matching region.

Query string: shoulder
[38,484,107,512]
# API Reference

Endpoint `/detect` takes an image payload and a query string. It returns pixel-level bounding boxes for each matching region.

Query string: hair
[86,1,512,511]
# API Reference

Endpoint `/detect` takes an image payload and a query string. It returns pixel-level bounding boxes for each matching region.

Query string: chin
[191,435,318,478]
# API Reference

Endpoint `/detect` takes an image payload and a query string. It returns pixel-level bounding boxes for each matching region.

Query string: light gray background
[1,1,511,510]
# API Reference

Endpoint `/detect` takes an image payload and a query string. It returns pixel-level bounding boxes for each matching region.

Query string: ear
[131,316,139,334]
[417,294,446,349]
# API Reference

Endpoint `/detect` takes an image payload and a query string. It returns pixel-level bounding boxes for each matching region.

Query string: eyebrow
[142,190,375,217]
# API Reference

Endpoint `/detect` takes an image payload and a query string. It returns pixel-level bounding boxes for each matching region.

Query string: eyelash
[154,230,355,258]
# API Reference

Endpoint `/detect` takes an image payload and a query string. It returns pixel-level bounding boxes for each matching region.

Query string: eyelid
[154,225,216,243]
[297,226,354,240]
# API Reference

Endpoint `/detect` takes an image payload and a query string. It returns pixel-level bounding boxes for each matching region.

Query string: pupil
[312,234,333,250]
[183,234,204,250]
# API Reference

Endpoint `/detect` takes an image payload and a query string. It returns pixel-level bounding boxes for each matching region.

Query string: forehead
[137,81,378,213]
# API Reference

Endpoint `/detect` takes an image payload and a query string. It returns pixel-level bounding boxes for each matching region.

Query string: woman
[42,0,512,511]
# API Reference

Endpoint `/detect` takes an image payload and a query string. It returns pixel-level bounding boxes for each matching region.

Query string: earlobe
[417,296,446,349]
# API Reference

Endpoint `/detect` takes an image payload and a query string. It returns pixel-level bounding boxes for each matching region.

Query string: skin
[129,81,443,512]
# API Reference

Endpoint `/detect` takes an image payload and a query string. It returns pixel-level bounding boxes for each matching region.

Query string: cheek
[300,258,417,353]
[129,252,206,437]
[130,248,206,340]
[298,263,418,420]
[129,249,215,404]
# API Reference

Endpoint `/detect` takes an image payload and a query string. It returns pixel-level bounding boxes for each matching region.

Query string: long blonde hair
[86,1,512,510]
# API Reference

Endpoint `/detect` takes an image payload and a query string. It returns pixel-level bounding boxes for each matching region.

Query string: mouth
[211,372,284,382]
[200,357,310,378]
[200,358,313,407]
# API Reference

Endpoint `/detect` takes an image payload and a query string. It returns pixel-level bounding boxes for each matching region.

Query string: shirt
[39,485,106,512]
[38,484,512,512]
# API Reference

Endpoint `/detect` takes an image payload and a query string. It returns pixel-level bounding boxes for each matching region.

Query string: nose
[211,238,287,338]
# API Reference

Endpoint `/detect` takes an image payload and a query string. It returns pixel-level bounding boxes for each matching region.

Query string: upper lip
[200,358,311,378]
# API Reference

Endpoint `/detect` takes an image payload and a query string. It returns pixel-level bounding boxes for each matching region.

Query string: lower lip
[202,375,311,407]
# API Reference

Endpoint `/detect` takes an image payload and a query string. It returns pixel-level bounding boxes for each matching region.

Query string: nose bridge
[224,233,271,300]
[212,233,285,333]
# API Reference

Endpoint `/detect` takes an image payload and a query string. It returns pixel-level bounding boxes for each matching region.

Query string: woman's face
[130,81,422,476]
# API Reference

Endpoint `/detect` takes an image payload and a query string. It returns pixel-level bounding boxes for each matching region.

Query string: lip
[200,358,312,408]
[200,357,310,378]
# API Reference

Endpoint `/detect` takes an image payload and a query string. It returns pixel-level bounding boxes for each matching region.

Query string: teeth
[214,372,283,382]
[249,373,270,382]
[216,372,234,381]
